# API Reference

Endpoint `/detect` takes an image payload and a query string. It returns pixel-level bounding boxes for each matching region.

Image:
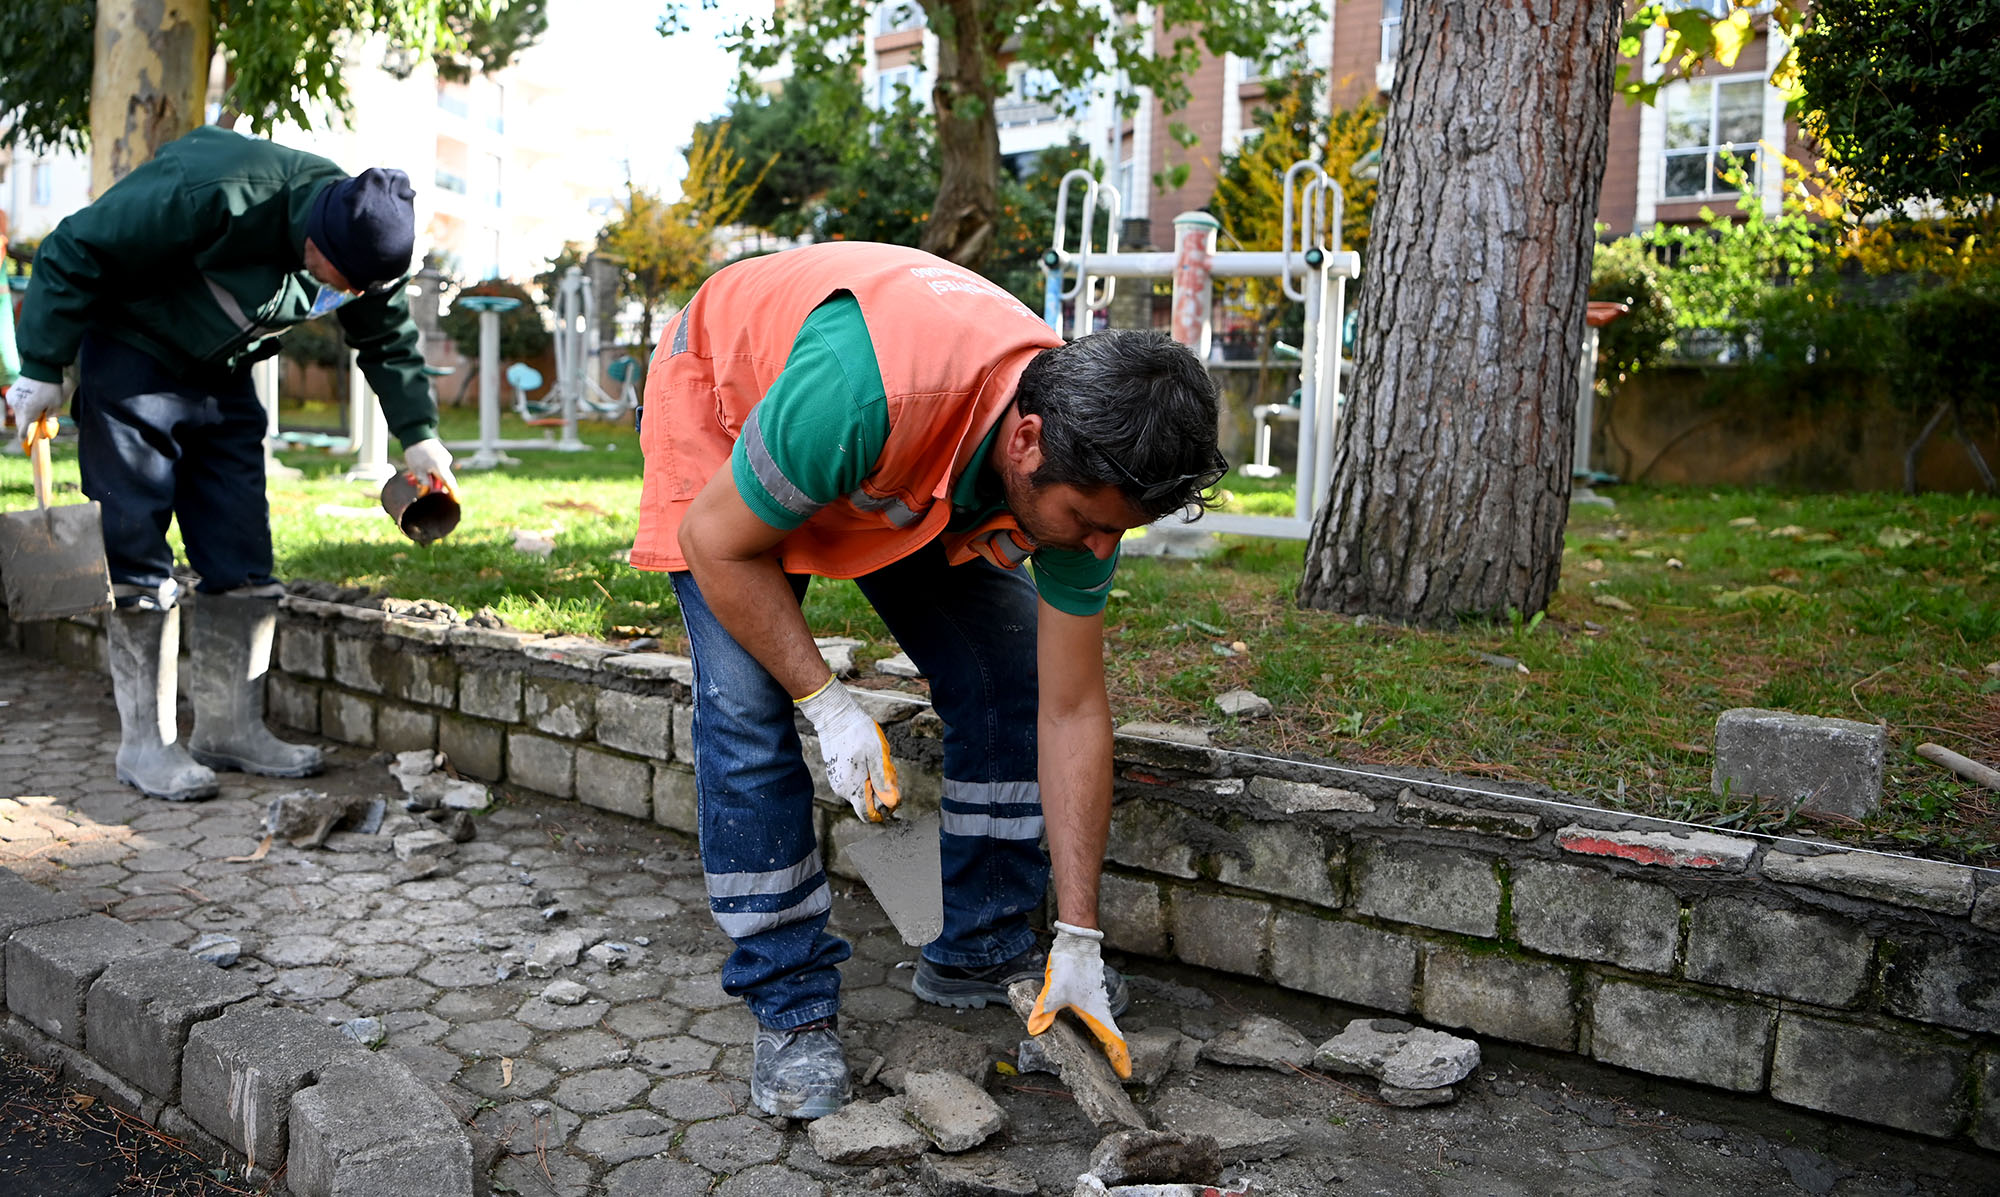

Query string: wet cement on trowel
[845,811,945,946]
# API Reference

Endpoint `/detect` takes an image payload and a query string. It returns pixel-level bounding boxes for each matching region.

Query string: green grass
[5,406,1996,863]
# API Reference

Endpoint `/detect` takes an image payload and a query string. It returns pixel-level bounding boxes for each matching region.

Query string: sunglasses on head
[1094,445,1230,503]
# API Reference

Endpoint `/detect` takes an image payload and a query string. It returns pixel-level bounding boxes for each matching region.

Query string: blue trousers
[671,541,1049,1030]
[72,332,275,607]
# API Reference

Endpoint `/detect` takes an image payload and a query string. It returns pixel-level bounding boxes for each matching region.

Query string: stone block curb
[1555,823,1755,870]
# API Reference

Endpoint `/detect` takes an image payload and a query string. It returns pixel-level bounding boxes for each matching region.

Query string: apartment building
[854,0,1796,252]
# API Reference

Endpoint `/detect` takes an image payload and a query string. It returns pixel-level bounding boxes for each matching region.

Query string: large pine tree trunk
[1298,0,1620,625]
[89,0,211,192]
[920,0,1001,268]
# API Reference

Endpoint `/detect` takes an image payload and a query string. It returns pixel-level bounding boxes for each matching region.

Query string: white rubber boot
[188,594,324,778]
[107,607,219,802]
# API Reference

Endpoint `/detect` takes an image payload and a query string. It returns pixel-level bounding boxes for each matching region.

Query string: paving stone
[681,1113,786,1172]
[1351,841,1500,937]
[690,1004,759,1044]
[904,1069,1008,1152]
[1088,1129,1224,1186]
[552,1066,650,1114]
[714,1164,828,1197]
[1314,1018,1481,1089]
[1882,934,2000,1034]
[444,1018,537,1058]
[183,1002,357,1169]
[1589,981,1772,1092]
[84,949,260,1101]
[1770,1013,1970,1137]
[508,732,576,798]
[286,1051,475,1197]
[389,1042,464,1086]
[1760,850,1976,915]
[258,933,343,967]
[536,1028,630,1070]
[1685,897,1872,1007]
[649,1076,744,1120]
[808,1094,930,1163]
[1149,1091,1297,1162]
[577,747,654,819]
[604,1157,714,1197]
[438,716,505,782]
[1512,859,1681,974]
[635,1035,719,1074]
[519,994,609,1031]
[1214,819,1343,905]
[6,914,165,1045]
[346,942,427,978]
[1201,1014,1315,1074]
[348,976,438,1010]
[1713,708,1885,818]
[574,1108,680,1164]
[269,966,356,1001]
[1268,911,1417,1014]
[460,1055,557,1099]
[1419,948,1577,1051]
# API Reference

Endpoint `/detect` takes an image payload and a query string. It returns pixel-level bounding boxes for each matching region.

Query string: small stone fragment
[1088,1130,1223,1186]
[1200,1015,1314,1074]
[808,1096,930,1165]
[1149,1091,1297,1162]
[188,932,241,968]
[541,979,590,1006]
[390,855,451,884]
[337,1016,386,1049]
[526,929,585,978]
[1313,1018,1480,1090]
[392,828,458,861]
[1379,1083,1456,1107]
[902,1070,1007,1153]
[919,1153,1039,1196]
[1214,689,1273,719]
[1015,1038,1057,1076]
[539,905,568,922]
[442,809,478,843]
[876,652,922,678]
[586,941,635,969]
[1123,1028,1200,1088]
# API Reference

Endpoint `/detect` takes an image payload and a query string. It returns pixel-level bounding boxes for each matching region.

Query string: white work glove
[403,437,457,496]
[5,378,63,440]
[1028,921,1131,1079]
[796,675,900,822]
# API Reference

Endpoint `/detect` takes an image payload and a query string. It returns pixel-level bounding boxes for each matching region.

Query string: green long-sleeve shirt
[15,127,438,446]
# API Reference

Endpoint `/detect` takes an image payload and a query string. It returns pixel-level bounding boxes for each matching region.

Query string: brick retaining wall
[8,599,1996,1150]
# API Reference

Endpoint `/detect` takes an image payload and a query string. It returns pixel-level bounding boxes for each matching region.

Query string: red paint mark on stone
[1120,770,1169,785]
[1557,830,1723,869]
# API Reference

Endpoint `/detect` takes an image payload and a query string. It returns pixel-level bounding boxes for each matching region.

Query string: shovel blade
[0,501,114,622]
[843,811,943,947]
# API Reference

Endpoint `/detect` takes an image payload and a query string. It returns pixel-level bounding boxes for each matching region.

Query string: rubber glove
[1028,921,1131,1079]
[796,675,900,822]
[403,437,458,496]
[6,378,62,442]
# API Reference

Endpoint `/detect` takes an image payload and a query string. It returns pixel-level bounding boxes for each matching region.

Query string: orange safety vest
[630,242,1064,578]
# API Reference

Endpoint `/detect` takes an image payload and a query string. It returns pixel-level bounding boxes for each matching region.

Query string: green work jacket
[15,126,437,446]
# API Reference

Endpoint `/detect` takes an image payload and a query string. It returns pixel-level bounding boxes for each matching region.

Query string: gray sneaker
[750,1017,850,1120]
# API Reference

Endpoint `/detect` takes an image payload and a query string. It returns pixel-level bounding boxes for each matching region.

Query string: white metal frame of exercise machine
[1039,161,1361,540]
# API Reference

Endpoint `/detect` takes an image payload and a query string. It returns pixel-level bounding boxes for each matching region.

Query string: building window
[437,84,468,119]
[878,2,924,34]
[876,65,921,110]
[1380,0,1403,69]
[1660,76,1764,199]
[435,169,468,195]
[31,161,51,206]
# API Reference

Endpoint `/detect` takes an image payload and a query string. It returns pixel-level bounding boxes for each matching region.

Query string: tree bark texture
[919,0,1002,268]
[1298,0,1620,626]
[90,0,211,194]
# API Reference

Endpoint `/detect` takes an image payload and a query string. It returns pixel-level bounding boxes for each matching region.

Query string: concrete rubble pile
[806,976,1483,1194]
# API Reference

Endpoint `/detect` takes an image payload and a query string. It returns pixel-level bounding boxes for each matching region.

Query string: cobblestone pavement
[1,653,1992,1197]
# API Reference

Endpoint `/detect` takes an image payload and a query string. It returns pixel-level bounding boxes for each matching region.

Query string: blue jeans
[72,332,276,608]
[672,541,1049,1030]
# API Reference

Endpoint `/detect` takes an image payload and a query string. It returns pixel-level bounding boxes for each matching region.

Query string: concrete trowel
[844,810,943,946]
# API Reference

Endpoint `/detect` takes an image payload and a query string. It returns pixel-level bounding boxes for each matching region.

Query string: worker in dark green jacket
[2,126,456,803]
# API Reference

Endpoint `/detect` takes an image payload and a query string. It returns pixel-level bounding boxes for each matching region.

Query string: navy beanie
[306,168,417,289]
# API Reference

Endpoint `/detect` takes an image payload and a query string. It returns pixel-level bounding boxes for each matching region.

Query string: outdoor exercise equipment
[1040,161,1361,540]
[452,294,524,469]
[551,265,634,423]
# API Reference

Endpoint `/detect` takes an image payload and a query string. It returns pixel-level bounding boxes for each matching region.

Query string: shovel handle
[26,419,55,512]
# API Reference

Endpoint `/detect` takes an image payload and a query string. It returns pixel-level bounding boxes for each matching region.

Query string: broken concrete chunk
[266,788,377,848]
[389,749,489,811]
[1313,1018,1480,1090]
[1214,689,1273,720]
[1123,1028,1201,1088]
[880,1022,993,1093]
[1149,1091,1297,1162]
[1088,1129,1223,1186]
[816,636,861,678]
[1076,1183,1251,1197]
[392,828,458,861]
[1379,1083,1457,1107]
[920,1153,1039,1196]
[902,1070,1007,1153]
[876,652,922,678]
[585,941,637,969]
[1200,1014,1314,1074]
[188,932,241,968]
[1006,980,1147,1131]
[1016,1038,1057,1076]
[540,979,589,1006]
[809,1096,931,1165]
[390,856,452,884]
[441,810,478,843]
[525,929,585,978]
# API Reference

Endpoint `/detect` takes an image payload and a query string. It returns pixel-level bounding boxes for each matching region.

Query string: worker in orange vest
[632,241,1226,1119]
